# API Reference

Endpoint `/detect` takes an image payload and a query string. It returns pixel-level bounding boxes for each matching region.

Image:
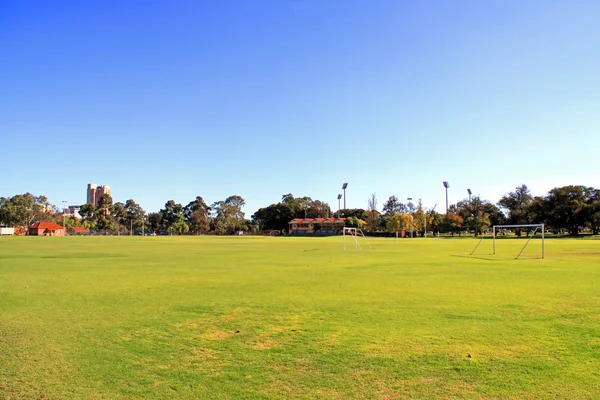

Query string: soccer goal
[343,227,372,251]
[470,224,545,259]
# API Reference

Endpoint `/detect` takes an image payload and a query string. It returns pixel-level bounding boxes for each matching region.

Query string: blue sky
[1,0,599,216]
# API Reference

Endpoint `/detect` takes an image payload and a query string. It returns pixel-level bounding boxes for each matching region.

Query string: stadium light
[467,188,472,202]
[443,181,450,215]
[337,194,342,218]
[342,183,348,210]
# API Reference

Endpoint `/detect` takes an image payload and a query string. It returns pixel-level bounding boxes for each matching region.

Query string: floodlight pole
[443,181,450,215]
[337,194,342,218]
[467,188,472,202]
[342,183,348,210]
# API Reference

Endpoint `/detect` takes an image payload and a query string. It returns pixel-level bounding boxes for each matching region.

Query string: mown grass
[1,236,599,399]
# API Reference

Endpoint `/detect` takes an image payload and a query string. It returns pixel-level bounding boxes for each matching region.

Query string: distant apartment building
[66,205,82,219]
[87,184,111,207]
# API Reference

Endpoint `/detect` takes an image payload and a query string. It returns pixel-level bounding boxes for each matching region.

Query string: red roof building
[28,222,66,236]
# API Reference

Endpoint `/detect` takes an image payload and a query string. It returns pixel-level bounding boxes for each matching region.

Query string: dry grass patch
[202,330,233,341]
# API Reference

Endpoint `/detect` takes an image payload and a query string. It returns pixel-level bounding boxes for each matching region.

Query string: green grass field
[1,236,600,399]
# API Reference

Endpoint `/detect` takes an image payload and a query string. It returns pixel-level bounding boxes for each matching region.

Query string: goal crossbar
[493,224,545,259]
[343,228,372,251]
[470,224,545,259]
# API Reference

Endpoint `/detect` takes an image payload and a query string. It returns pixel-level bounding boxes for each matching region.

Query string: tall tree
[0,193,51,229]
[586,188,600,235]
[79,203,97,229]
[339,208,367,219]
[366,194,379,232]
[95,194,115,232]
[382,195,405,217]
[306,200,331,218]
[525,196,546,226]
[386,213,413,235]
[252,203,293,232]
[159,200,188,235]
[147,212,162,234]
[125,199,146,234]
[427,208,444,235]
[184,196,211,234]
[412,199,426,236]
[498,184,533,228]
[113,202,127,234]
[0,197,10,226]
[443,212,464,236]
[457,196,492,237]
[211,195,246,234]
[545,185,590,236]
[282,194,312,218]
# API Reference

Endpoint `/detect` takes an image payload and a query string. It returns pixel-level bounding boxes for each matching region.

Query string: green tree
[306,200,331,218]
[282,194,312,218]
[125,199,146,235]
[0,193,51,229]
[184,196,211,234]
[413,199,426,236]
[586,189,600,235]
[365,194,379,232]
[457,196,493,237]
[498,184,533,234]
[382,195,405,217]
[442,212,464,236]
[147,212,162,234]
[427,208,444,235]
[345,216,362,229]
[211,195,246,234]
[545,185,591,236]
[95,194,115,232]
[79,203,97,229]
[252,203,294,232]
[339,208,367,219]
[113,202,127,234]
[525,196,546,226]
[159,200,186,235]
[386,213,413,235]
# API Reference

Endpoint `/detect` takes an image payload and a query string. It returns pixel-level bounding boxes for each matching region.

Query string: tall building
[87,184,111,207]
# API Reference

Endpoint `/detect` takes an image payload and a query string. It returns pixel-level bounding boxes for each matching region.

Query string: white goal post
[470,224,545,259]
[343,227,372,251]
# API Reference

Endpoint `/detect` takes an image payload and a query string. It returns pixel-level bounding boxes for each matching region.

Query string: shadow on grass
[450,254,498,261]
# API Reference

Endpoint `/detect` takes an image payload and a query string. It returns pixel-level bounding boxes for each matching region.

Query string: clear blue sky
[1,0,599,216]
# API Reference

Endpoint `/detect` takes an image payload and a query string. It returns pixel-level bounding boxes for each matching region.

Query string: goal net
[343,227,372,251]
[470,224,545,259]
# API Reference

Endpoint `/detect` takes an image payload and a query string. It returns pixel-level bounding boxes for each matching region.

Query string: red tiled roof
[71,226,88,232]
[29,222,65,230]
[290,217,346,223]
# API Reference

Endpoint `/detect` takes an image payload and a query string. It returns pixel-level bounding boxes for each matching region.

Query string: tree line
[1,184,599,236]
[253,185,600,237]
